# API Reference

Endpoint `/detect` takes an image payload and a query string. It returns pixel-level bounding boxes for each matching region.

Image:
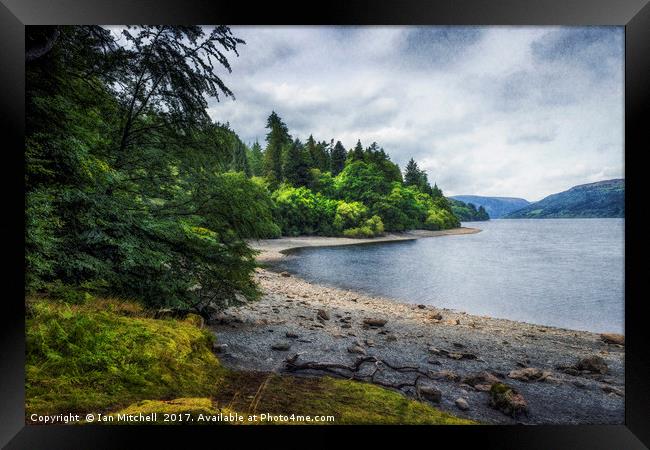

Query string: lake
[275,219,625,333]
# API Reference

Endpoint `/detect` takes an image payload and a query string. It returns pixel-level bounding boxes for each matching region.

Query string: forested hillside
[25,25,460,315]
[450,196,529,219]
[504,179,624,219]
[449,199,489,222]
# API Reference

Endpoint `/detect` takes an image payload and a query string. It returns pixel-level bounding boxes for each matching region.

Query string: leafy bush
[343,215,384,238]
[333,201,368,231]
[272,185,339,236]
[424,207,460,230]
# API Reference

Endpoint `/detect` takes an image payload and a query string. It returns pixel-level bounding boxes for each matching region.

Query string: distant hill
[504,179,624,219]
[450,195,530,219]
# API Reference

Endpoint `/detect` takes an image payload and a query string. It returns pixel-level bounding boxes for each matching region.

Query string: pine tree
[331,140,347,176]
[247,140,264,177]
[231,140,251,176]
[404,158,421,187]
[263,111,291,186]
[349,140,365,162]
[283,139,311,187]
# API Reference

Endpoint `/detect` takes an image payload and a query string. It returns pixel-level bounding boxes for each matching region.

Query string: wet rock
[417,304,426,309]
[452,342,465,348]
[489,383,528,418]
[463,371,500,387]
[600,333,624,346]
[455,398,470,411]
[430,313,443,321]
[508,367,550,382]
[601,385,624,396]
[430,370,461,382]
[212,343,228,353]
[575,355,608,374]
[341,323,352,329]
[317,309,330,321]
[271,342,291,351]
[363,318,387,327]
[285,331,300,338]
[280,271,291,277]
[427,358,441,365]
[347,344,366,355]
[419,386,442,403]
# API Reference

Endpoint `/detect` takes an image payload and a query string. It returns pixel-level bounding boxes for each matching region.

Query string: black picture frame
[1,0,648,448]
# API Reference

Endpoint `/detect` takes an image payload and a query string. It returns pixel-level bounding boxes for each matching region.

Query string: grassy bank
[26,297,475,425]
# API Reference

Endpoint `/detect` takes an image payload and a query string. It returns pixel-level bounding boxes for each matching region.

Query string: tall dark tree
[231,141,251,176]
[404,158,422,187]
[247,141,264,177]
[331,140,347,176]
[283,139,311,187]
[263,111,291,186]
[349,140,365,162]
[112,26,245,157]
[404,158,433,195]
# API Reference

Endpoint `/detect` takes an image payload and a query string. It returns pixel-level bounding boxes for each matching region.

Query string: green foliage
[330,140,347,176]
[247,141,264,177]
[263,111,291,187]
[26,298,224,415]
[282,139,311,187]
[25,25,271,313]
[404,158,433,195]
[271,185,339,236]
[307,168,336,197]
[334,161,392,206]
[342,216,385,238]
[333,201,368,231]
[450,199,490,221]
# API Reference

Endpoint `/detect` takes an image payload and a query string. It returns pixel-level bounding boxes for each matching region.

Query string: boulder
[280,271,291,277]
[429,312,443,321]
[212,343,228,353]
[463,371,500,387]
[508,367,549,382]
[317,309,330,321]
[575,355,608,374]
[489,383,528,418]
[417,304,427,309]
[271,342,291,351]
[363,318,387,327]
[347,345,366,355]
[285,331,300,338]
[419,386,442,403]
[600,333,624,346]
[455,398,470,411]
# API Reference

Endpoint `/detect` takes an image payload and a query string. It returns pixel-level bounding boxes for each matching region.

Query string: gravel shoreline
[211,229,625,424]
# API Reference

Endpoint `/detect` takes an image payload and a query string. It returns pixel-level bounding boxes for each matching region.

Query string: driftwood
[284,354,437,395]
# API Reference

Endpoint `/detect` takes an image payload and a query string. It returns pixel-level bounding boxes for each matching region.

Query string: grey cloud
[207,26,623,199]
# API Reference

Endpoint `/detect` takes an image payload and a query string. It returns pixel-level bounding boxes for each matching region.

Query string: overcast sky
[206,26,624,201]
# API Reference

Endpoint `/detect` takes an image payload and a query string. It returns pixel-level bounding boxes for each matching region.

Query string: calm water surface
[276,219,624,333]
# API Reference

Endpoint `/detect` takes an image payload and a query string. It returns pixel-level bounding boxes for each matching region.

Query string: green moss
[26,298,224,416]
[213,371,476,425]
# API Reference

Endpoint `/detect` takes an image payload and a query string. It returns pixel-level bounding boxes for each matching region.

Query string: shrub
[333,201,368,231]
[272,185,338,236]
[343,215,384,238]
